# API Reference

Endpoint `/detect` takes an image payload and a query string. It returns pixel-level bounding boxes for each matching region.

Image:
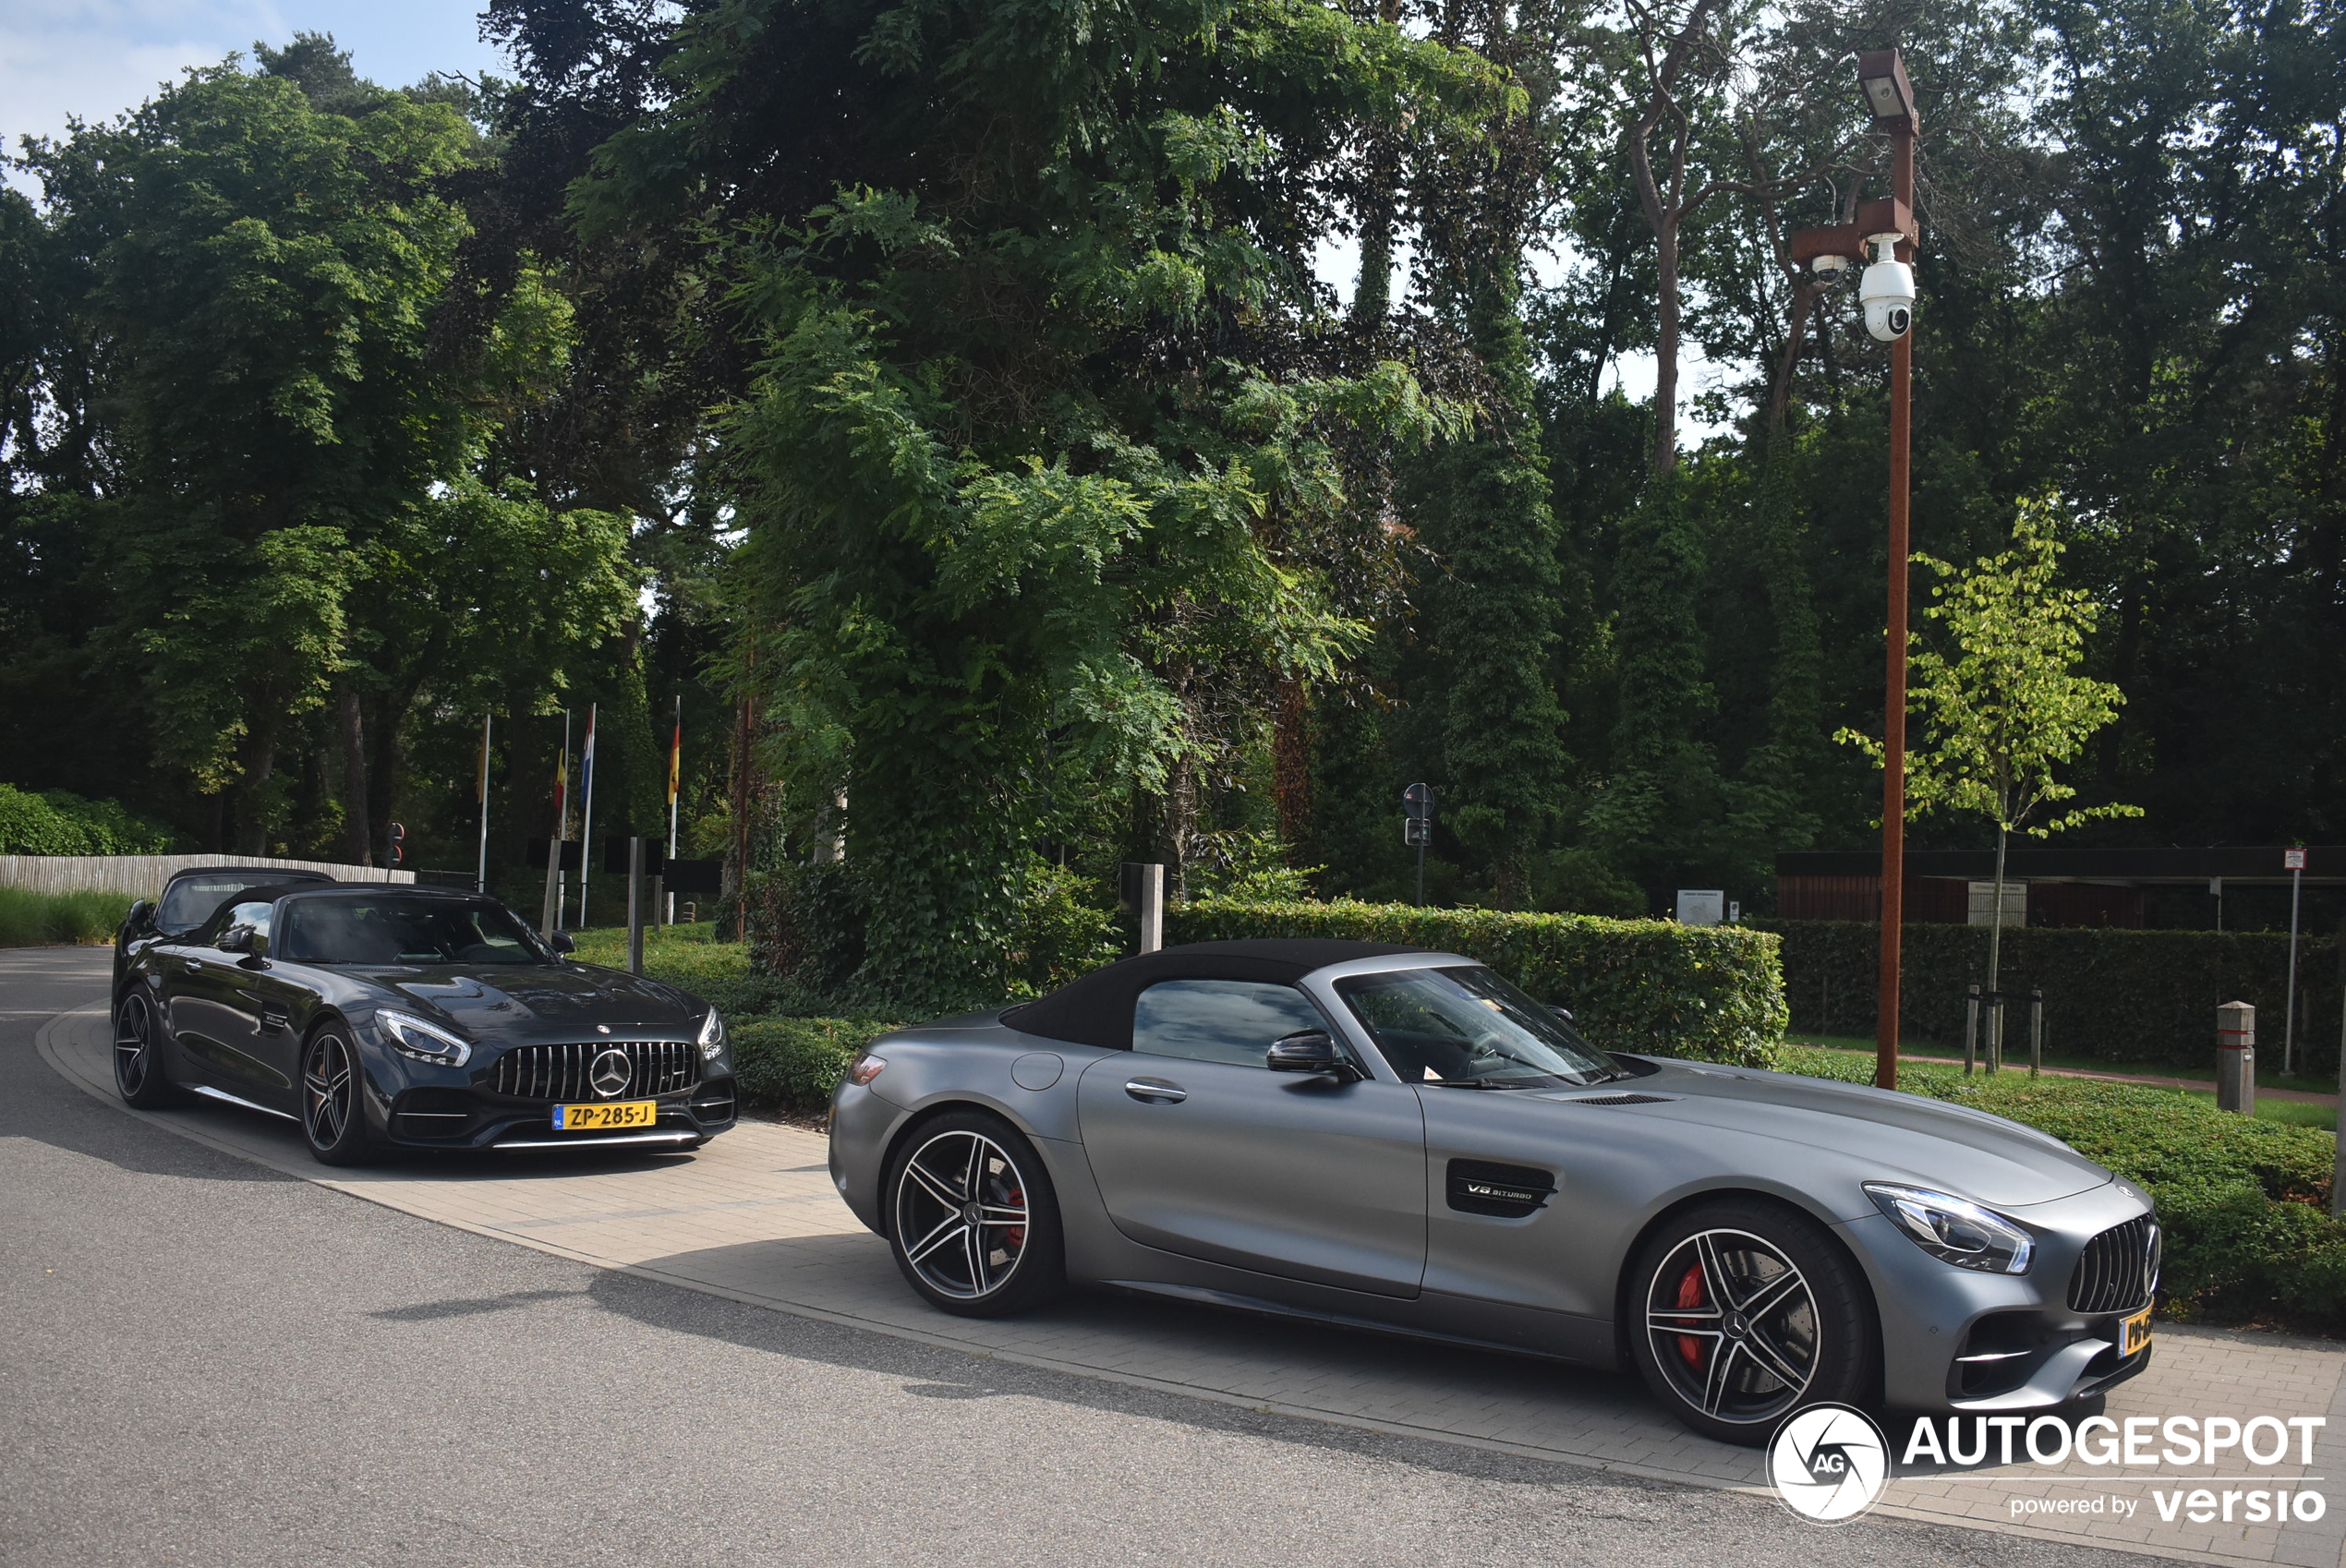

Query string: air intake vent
[1446,1159,1556,1218]
[1563,1092,1675,1106]
[2069,1215,2160,1316]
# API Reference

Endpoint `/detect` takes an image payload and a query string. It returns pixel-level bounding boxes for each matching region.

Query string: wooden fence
[0,854,414,899]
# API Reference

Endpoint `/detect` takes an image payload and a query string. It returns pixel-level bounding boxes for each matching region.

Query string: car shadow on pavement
[592,1231,1728,1476]
[579,1246,1744,1496]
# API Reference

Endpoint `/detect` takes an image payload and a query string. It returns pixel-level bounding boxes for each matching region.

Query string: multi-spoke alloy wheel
[1645,1228,1818,1425]
[301,1028,377,1165]
[886,1111,1064,1318]
[1628,1200,1877,1445]
[113,991,178,1107]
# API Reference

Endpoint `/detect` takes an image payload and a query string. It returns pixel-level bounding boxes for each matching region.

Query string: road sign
[1403,782,1433,820]
[2284,848,2307,870]
[1404,817,1430,848]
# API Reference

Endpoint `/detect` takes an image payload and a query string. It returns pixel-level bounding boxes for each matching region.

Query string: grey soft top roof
[1004,938,1431,1052]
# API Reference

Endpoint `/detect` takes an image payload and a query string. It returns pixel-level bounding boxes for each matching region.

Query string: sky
[2,0,503,179]
[6,0,1730,436]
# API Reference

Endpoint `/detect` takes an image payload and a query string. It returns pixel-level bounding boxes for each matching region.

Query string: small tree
[1841,498,2141,1004]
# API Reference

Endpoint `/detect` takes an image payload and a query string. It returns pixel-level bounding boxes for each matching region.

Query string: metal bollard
[2029,988,2044,1078]
[2216,1000,2255,1116]
[1964,983,1981,1076]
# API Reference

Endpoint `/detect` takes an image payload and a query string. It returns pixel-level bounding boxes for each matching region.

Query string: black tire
[113,990,183,1108]
[1626,1197,1878,1445]
[300,1024,381,1166]
[885,1109,1065,1318]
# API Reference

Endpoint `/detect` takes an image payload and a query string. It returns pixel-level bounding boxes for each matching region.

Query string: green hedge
[1766,921,2341,1074]
[1778,1046,2343,1331]
[730,1016,896,1109]
[0,784,179,854]
[1171,898,1786,1067]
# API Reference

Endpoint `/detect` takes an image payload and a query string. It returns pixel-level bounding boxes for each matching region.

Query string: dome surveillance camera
[1858,235,1915,342]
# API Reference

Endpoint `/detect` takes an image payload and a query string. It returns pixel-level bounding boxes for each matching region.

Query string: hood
[1606,1060,2111,1208]
[349,961,707,1041]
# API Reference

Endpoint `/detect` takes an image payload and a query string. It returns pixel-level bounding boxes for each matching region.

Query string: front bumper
[377,1067,739,1151]
[1844,1179,2159,1414]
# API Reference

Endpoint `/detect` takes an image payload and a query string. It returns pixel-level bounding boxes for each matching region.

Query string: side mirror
[1549,1005,1575,1023]
[548,930,576,956]
[1267,1030,1357,1080]
[124,899,157,937]
[216,925,256,955]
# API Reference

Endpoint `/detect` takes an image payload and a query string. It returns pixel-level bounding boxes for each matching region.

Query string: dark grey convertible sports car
[828,939,2159,1442]
[114,885,737,1164]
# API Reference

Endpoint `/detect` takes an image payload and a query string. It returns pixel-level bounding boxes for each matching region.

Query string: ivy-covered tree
[570,0,1496,1006]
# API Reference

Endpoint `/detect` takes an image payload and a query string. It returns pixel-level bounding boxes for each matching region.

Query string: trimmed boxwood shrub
[729,1016,897,1109]
[1765,920,2341,1075]
[1779,1046,2344,1332]
[1171,898,1786,1067]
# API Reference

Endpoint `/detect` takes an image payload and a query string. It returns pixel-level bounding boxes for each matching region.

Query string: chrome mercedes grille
[488,1042,697,1102]
[2069,1215,2159,1316]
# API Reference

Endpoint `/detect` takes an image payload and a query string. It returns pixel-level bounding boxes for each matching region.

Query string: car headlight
[1865,1182,2034,1274]
[697,1007,726,1060]
[376,1008,472,1067]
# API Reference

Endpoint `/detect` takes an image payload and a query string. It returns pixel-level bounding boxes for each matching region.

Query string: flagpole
[579,703,599,927]
[476,713,493,894]
[667,694,682,924]
[540,709,568,936]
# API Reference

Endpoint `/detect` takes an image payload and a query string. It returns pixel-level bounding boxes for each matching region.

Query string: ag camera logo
[1770,1404,1892,1524]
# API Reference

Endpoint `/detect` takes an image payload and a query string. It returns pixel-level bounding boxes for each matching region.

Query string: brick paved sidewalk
[38,1004,2346,1568]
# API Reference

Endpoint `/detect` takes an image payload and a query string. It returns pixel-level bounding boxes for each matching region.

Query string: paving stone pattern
[40,1006,2345,1568]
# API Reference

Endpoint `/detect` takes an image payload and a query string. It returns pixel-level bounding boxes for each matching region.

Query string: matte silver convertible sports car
[828,940,2159,1442]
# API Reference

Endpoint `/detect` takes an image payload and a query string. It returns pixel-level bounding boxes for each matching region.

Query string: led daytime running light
[1865,1181,2034,1274]
[376,1008,471,1067]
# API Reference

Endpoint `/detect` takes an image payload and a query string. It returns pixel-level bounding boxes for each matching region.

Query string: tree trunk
[1650,223,1681,476]
[1155,750,1195,901]
[1271,676,1312,858]
[1987,825,2009,995]
[338,686,372,866]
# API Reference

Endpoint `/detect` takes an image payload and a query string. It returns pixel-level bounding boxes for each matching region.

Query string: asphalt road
[0,944,2170,1568]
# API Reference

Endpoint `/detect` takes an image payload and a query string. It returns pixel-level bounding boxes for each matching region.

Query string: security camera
[1858,235,1915,342]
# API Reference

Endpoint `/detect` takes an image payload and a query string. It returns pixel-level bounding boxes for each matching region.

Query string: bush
[1777,1045,2344,1332]
[1170,898,1786,1067]
[1765,920,2340,1074]
[0,784,179,855]
[0,887,135,946]
[746,854,1118,1010]
[730,1016,896,1109]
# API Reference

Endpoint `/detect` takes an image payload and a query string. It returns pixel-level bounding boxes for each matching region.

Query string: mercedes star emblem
[588,1048,632,1099]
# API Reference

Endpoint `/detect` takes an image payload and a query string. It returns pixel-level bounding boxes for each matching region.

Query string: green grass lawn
[0,887,134,947]
[1792,1036,2335,1130]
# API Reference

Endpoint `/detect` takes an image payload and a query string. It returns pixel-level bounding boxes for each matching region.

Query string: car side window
[1131,980,1332,1069]
[220,900,272,952]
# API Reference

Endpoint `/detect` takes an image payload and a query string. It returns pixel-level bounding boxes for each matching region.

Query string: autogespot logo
[1769,1404,1892,1525]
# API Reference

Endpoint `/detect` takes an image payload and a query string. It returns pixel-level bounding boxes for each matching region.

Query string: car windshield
[276,898,549,965]
[159,875,295,932]
[1335,966,1621,1089]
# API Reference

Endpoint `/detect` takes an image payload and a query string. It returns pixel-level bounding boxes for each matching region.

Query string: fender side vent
[1447,1159,1556,1218]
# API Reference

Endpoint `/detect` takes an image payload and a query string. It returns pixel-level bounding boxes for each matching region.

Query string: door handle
[1124,1078,1187,1104]
[183,960,203,974]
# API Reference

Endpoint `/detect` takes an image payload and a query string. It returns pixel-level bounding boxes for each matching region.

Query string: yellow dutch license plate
[553,1100,657,1130]
[2120,1305,2154,1357]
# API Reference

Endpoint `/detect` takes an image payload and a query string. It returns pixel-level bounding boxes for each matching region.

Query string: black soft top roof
[1005,939,1433,1052]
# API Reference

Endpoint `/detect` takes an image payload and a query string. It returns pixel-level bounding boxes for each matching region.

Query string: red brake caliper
[1004,1186,1024,1251]
[1674,1262,1707,1368]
